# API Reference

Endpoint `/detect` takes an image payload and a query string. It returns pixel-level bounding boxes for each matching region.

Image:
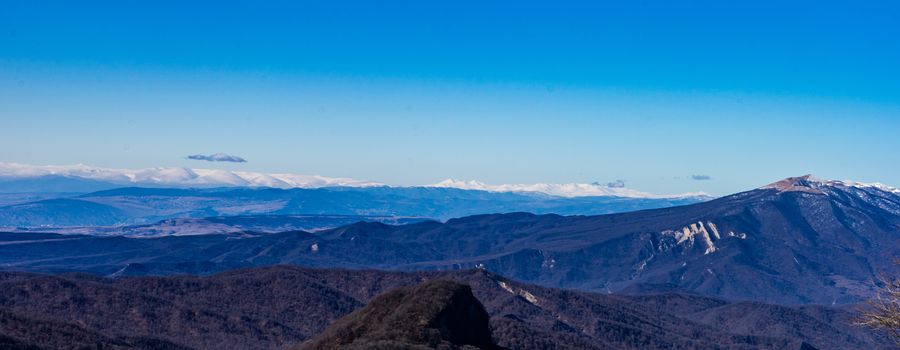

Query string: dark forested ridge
[294,280,503,350]
[0,266,890,350]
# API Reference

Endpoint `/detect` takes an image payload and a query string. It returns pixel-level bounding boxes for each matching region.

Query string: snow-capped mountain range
[0,162,382,189]
[0,162,709,199]
[429,179,709,199]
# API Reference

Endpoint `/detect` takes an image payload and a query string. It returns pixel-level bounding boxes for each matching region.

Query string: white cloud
[0,162,382,189]
[0,162,714,199]
[187,153,247,163]
[428,179,709,199]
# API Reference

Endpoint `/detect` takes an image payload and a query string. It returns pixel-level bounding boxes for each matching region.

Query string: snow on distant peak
[429,178,710,199]
[833,179,900,194]
[0,162,383,189]
[761,174,900,195]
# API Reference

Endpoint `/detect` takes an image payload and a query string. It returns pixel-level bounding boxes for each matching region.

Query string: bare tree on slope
[857,260,900,346]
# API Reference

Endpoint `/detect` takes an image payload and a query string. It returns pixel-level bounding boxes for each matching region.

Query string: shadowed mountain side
[0,266,890,349]
[0,308,190,350]
[295,280,503,350]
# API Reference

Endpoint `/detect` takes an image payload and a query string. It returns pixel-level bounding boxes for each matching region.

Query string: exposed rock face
[295,280,502,350]
[660,220,735,254]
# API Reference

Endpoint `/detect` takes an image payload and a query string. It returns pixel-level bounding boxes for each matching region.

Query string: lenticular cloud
[187,153,247,163]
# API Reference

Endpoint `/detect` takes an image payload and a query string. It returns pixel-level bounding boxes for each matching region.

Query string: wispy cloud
[186,153,247,163]
[691,174,712,181]
[605,179,626,188]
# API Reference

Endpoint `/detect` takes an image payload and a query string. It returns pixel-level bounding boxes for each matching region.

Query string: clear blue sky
[1,1,899,195]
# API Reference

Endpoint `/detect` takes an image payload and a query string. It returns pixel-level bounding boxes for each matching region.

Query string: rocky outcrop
[295,280,503,350]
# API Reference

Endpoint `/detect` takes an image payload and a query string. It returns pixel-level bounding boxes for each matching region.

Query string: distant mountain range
[5,215,431,237]
[0,162,708,198]
[0,185,707,227]
[0,266,890,350]
[0,162,383,190]
[2,175,897,306]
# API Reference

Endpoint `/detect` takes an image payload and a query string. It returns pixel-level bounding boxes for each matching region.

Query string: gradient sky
[1,1,899,195]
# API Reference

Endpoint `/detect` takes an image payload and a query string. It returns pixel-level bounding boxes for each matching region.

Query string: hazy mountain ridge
[0,185,706,227]
[6,215,430,237]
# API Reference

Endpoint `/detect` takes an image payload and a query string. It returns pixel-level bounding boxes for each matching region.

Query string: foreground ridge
[0,266,889,349]
[295,280,503,350]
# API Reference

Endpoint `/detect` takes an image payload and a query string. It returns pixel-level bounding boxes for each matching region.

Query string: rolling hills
[1,176,896,306]
[0,266,889,349]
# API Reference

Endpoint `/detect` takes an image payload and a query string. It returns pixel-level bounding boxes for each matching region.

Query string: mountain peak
[761,175,900,195]
[762,175,826,194]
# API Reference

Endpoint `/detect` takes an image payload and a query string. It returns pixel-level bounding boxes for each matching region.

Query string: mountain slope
[0,266,888,349]
[288,175,899,304]
[0,198,128,227]
[0,308,190,350]
[0,175,121,194]
[1,176,896,305]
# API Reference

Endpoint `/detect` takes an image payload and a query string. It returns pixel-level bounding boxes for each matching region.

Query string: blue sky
[1,1,899,195]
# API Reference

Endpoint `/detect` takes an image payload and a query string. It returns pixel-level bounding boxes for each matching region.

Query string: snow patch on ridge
[762,174,900,195]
